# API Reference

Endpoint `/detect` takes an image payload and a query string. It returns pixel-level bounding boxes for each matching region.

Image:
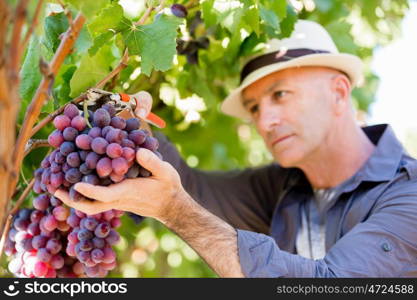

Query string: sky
[368,1,417,150]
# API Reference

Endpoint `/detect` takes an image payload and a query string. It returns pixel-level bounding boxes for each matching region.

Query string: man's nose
[257,99,281,132]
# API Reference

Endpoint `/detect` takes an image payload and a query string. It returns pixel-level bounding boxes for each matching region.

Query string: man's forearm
[159,190,245,277]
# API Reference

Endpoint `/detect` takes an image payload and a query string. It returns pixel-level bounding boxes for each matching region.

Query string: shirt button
[382,242,392,252]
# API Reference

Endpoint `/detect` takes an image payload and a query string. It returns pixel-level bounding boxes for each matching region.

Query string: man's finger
[133,91,153,119]
[73,182,117,202]
[136,148,172,179]
[54,188,114,215]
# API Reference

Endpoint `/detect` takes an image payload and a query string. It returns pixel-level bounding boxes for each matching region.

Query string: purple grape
[46,238,62,255]
[65,168,82,183]
[79,163,92,175]
[128,130,147,145]
[27,223,40,236]
[79,150,88,161]
[91,248,104,263]
[13,218,29,231]
[41,168,51,185]
[53,115,71,131]
[92,237,105,249]
[55,152,66,164]
[37,248,52,262]
[67,214,80,228]
[105,229,120,245]
[63,127,78,141]
[139,167,151,177]
[34,168,44,179]
[101,125,112,137]
[64,104,79,119]
[121,138,135,148]
[122,147,135,162]
[62,162,70,173]
[75,134,92,150]
[66,152,81,168]
[30,210,45,223]
[68,230,79,243]
[85,152,100,169]
[42,215,58,232]
[52,205,69,221]
[32,235,48,249]
[102,247,116,263]
[96,157,112,178]
[105,128,123,143]
[102,103,116,117]
[50,195,62,207]
[60,141,75,156]
[50,254,65,269]
[94,222,110,238]
[33,194,50,211]
[79,239,93,252]
[106,143,122,158]
[112,157,128,175]
[48,129,64,148]
[71,115,87,131]
[69,186,86,202]
[125,118,140,132]
[93,108,111,128]
[50,162,62,173]
[110,116,126,129]
[141,136,159,151]
[88,127,102,138]
[82,174,99,185]
[84,265,100,277]
[77,229,93,241]
[91,137,108,154]
[171,4,187,18]
[81,217,99,231]
[126,164,140,178]
[18,208,31,220]
[110,172,124,183]
[50,172,64,188]
[82,109,94,123]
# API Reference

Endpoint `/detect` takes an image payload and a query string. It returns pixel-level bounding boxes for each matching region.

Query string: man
[55,20,417,277]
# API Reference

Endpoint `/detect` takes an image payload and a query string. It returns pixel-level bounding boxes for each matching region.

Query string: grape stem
[24,139,50,156]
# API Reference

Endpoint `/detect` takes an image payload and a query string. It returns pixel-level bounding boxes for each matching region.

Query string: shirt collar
[288,124,405,193]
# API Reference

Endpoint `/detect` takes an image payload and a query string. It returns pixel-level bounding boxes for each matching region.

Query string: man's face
[241,67,341,167]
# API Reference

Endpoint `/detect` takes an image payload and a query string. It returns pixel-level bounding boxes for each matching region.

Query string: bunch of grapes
[65,209,123,277]
[6,101,161,277]
[4,195,84,277]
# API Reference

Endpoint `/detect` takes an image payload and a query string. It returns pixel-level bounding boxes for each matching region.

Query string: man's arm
[160,189,244,277]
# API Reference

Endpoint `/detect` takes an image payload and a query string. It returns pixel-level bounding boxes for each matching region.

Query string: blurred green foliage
[1,0,409,277]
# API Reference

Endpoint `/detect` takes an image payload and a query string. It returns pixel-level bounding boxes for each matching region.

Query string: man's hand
[54,148,186,222]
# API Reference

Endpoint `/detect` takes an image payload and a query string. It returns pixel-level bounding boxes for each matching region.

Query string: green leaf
[122,14,182,76]
[69,45,114,97]
[74,26,93,54]
[89,31,114,56]
[88,3,125,37]
[278,5,297,38]
[243,6,260,36]
[44,12,69,53]
[63,0,109,19]
[259,4,280,32]
[19,36,42,103]
[201,0,217,27]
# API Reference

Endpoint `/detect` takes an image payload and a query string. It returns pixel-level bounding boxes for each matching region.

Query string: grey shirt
[155,124,417,277]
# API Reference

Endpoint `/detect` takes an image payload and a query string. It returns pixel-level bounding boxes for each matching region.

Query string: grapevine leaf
[259,4,280,33]
[122,14,182,76]
[69,45,114,97]
[278,5,298,38]
[88,31,114,56]
[63,0,109,19]
[44,12,69,53]
[201,0,217,27]
[19,36,42,104]
[88,3,125,37]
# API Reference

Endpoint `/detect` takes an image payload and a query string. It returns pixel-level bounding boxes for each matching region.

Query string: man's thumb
[136,148,166,177]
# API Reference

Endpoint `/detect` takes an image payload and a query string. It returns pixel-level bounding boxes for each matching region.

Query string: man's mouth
[271,134,294,147]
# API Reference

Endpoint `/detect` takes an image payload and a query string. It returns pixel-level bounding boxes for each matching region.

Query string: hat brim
[221,53,364,121]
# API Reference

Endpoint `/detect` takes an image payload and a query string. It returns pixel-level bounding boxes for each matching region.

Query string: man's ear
[332,73,351,116]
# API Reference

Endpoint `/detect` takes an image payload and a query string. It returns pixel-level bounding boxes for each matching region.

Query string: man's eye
[249,104,258,114]
[273,91,287,99]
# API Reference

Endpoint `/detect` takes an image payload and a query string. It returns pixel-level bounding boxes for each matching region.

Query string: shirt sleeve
[236,176,417,277]
[154,132,290,234]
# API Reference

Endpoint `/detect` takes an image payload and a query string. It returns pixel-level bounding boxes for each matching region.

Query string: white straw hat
[220,19,364,120]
